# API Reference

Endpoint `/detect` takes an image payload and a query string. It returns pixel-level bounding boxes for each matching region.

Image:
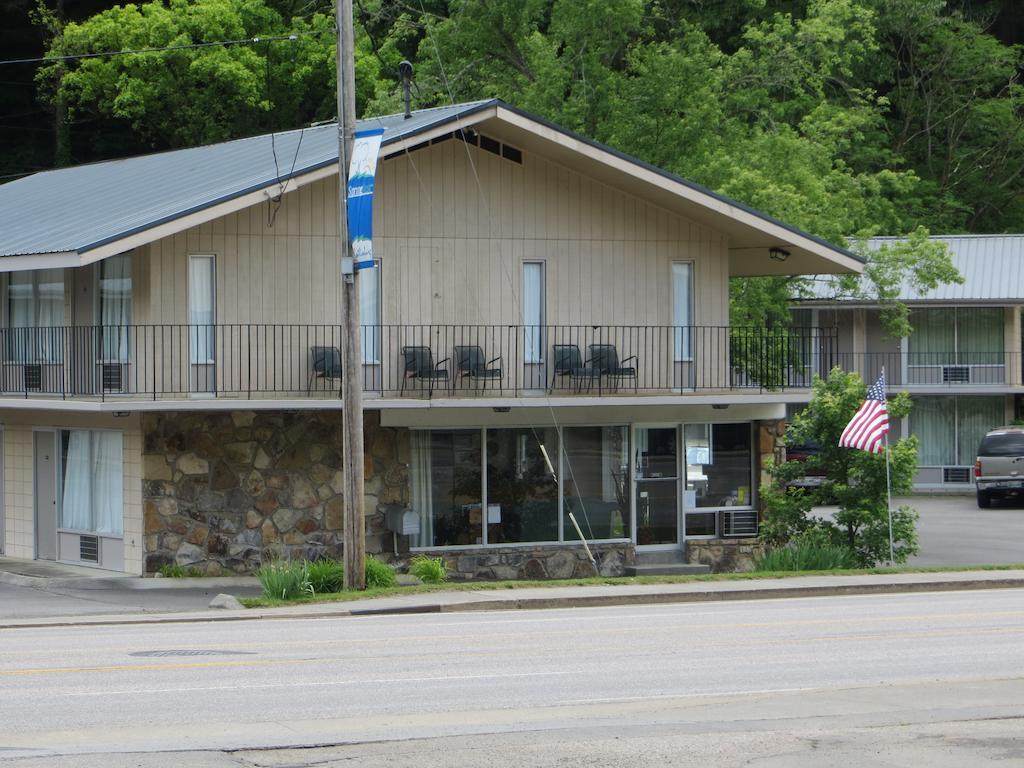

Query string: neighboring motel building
[796,235,1024,490]
[0,100,861,577]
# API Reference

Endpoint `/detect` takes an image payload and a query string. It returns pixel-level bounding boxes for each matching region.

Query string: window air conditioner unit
[22,363,42,391]
[942,365,970,384]
[943,467,971,484]
[101,362,124,392]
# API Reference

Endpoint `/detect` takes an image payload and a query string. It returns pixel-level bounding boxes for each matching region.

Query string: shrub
[408,554,447,584]
[365,557,398,588]
[307,559,345,594]
[158,563,202,578]
[257,560,312,599]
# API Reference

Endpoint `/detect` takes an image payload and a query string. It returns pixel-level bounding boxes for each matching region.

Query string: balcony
[0,324,841,404]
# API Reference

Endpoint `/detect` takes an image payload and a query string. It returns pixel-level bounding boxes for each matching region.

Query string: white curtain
[37,269,65,362]
[360,263,381,363]
[92,431,123,535]
[8,272,32,362]
[411,431,433,547]
[189,256,215,363]
[908,309,954,366]
[60,430,92,531]
[910,396,956,465]
[672,262,693,360]
[522,262,544,363]
[100,253,133,362]
[59,430,123,535]
[957,396,1005,466]
[957,308,1003,365]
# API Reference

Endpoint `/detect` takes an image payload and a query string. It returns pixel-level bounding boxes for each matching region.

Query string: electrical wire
[0,30,332,67]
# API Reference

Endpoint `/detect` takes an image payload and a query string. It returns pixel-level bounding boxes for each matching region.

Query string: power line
[0,29,334,67]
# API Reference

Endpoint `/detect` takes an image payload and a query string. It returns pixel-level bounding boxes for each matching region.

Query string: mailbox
[385,508,420,536]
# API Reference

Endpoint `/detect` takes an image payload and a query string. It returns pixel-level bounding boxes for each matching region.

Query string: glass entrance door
[635,427,679,546]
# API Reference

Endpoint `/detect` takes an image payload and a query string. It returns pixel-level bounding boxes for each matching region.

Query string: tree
[761,368,920,566]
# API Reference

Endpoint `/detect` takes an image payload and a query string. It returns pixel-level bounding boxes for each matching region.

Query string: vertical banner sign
[347,128,385,272]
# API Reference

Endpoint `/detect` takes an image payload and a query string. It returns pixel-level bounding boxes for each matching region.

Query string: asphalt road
[0,589,1022,766]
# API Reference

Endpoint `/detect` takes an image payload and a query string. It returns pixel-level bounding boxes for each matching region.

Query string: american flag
[838,372,889,454]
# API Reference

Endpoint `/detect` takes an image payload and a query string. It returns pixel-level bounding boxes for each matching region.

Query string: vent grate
[79,534,99,562]
[943,467,971,484]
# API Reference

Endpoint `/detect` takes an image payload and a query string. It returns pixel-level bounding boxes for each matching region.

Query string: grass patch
[238,563,1024,608]
[753,542,858,571]
[256,560,311,600]
[158,563,202,578]
[365,557,398,588]
[408,554,447,584]
[307,559,344,594]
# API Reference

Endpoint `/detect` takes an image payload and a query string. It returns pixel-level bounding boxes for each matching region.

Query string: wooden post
[335,0,365,590]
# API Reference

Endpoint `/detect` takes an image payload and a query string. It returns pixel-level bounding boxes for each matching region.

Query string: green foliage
[754,527,860,571]
[306,559,344,594]
[257,560,312,600]
[408,554,448,584]
[761,368,920,567]
[364,556,398,588]
[158,562,202,577]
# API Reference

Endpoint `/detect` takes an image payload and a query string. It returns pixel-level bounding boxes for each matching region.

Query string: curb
[3,575,1023,629]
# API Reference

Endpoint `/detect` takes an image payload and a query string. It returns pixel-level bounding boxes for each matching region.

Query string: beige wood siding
[139,141,728,330]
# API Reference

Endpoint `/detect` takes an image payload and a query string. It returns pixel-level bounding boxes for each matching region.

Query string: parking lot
[841,494,1024,567]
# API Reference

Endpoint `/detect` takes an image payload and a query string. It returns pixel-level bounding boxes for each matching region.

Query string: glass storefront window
[411,430,483,547]
[685,423,753,508]
[486,427,559,544]
[563,426,630,540]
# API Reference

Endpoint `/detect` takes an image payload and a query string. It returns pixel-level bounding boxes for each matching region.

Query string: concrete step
[624,563,711,577]
[633,550,687,565]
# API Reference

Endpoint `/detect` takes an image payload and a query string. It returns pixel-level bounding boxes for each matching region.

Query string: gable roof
[801,235,1024,304]
[0,99,862,275]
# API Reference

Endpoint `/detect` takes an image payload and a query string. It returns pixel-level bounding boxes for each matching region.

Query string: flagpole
[881,366,895,566]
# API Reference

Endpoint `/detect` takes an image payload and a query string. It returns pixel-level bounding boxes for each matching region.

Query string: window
[360,260,381,363]
[486,428,559,544]
[59,429,123,536]
[684,423,753,536]
[410,425,631,548]
[189,255,215,364]
[523,262,545,363]
[672,262,693,360]
[7,269,64,362]
[99,253,132,362]
[911,395,1005,466]
[909,308,1003,366]
[563,427,630,540]
[412,430,483,547]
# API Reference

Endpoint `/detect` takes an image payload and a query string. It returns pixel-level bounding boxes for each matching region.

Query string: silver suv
[974,426,1024,508]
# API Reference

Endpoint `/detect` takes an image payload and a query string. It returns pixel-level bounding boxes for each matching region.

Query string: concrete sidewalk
[2,562,1023,630]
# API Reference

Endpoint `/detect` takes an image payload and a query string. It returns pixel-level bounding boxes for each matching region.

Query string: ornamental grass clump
[257,560,312,599]
[365,557,398,588]
[753,541,859,572]
[306,559,345,594]
[408,554,447,584]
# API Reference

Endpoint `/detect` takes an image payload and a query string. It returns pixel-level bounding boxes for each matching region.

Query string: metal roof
[0,98,859,268]
[801,235,1024,303]
[0,101,495,258]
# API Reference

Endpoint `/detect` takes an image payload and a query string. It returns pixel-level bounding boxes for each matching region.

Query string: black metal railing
[0,323,850,400]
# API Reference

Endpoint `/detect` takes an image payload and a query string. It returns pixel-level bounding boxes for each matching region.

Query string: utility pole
[335,0,365,590]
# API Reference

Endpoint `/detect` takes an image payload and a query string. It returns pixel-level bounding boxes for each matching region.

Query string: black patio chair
[307,346,342,393]
[454,345,503,389]
[401,345,450,395]
[549,344,599,392]
[588,343,638,392]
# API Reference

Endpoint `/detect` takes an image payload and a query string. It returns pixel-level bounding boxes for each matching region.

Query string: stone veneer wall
[142,410,408,574]
[686,538,764,573]
[418,543,635,581]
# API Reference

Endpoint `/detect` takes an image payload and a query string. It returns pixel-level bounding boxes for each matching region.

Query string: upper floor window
[909,307,1003,366]
[672,262,693,360]
[360,260,381,364]
[189,255,215,364]
[8,269,64,362]
[99,253,132,362]
[523,262,545,363]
